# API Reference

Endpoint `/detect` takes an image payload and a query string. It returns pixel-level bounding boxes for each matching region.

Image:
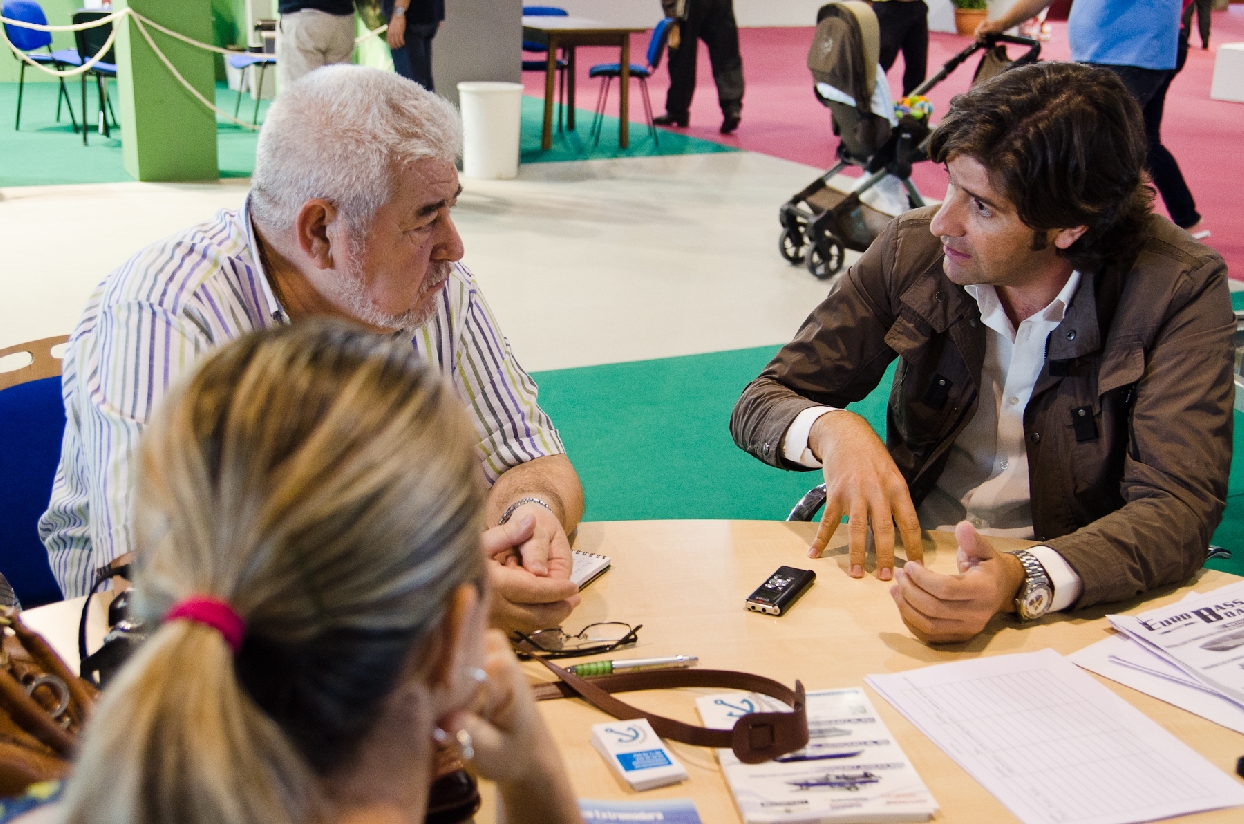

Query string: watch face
[1021,585,1052,619]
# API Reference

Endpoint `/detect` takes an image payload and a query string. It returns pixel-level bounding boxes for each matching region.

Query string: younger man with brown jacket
[732,63,1232,643]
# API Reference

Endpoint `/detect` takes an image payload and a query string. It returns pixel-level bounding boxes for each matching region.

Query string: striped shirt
[39,202,565,598]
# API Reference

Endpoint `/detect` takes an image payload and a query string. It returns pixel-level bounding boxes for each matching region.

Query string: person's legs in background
[875,2,904,76]
[391,22,439,90]
[276,12,316,91]
[1183,0,1212,50]
[1096,63,1205,235]
[656,13,701,126]
[276,10,356,91]
[1144,72,1202,232]
[702,0,743,133]
[875,2,929,97]
[898,1,928,96]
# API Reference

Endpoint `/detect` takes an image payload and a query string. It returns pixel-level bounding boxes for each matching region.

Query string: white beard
[335,258,452,332]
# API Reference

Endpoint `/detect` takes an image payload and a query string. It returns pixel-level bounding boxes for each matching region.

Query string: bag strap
[533,657,808,764]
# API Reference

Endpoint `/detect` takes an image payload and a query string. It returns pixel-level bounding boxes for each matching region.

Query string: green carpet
[0,81,267,186]
[533,347,1244,578]
[0,81,732,187]
[534,347,892,523]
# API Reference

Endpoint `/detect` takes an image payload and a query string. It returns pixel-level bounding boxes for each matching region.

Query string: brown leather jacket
[732,207,1234,608]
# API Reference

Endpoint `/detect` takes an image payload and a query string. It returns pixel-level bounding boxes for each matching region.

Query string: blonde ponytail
[59,321,488,824]
[61,625,319,824]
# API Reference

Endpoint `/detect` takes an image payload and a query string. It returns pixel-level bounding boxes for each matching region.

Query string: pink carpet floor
[523,8,1244,279]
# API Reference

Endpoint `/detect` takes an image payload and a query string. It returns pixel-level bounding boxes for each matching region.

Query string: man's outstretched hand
[889,521,1026,643]
[806,410,924,580]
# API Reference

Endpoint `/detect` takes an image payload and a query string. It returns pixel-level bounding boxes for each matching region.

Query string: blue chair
[2,0,80,132]
[71,9,118,146]
[0,337,69,609]
[588,18,673,147]
[227,52,277,126]
[522,5,569,130]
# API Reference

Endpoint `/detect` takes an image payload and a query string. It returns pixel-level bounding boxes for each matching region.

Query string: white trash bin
[457,82,523,180]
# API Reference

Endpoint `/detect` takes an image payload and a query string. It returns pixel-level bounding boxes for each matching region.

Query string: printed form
[866,649,1244,824]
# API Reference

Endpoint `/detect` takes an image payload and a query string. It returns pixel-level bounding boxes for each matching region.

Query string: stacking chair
[588,18,673,147]
[2,0,80,132]
[787,484,827,522]
[227,52,277,126]
[71,9,119,146]
[0,336,69,608]
[521,5,569,130]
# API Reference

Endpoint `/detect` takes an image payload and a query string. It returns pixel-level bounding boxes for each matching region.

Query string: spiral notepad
[571,550,611,589]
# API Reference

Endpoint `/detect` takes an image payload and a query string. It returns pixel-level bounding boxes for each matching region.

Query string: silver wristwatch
[392,5,406,16]
[1011,549,1053,621]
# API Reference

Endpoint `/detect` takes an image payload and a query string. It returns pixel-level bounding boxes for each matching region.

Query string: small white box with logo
[590,718,688,791]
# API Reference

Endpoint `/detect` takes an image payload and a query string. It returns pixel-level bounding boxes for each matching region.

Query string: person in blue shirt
[978,0,1206,238]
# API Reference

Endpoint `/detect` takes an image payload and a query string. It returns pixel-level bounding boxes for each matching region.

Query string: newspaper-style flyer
[695,688,937,824]
[1109,579,1244,705]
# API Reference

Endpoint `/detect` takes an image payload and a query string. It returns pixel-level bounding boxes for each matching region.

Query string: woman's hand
[439,632,579,824]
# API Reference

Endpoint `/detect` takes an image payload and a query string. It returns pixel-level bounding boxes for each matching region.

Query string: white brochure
[1072,583,1244,735]
[696,688,937,823]
[1108,579,1244,706]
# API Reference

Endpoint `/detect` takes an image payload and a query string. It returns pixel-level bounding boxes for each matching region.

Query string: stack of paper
[696,688,937,823]
[1070,582,1244,734]
[1106,580,1244,707]
[867,649,1244,824]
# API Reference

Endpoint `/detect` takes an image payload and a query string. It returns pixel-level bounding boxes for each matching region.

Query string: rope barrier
[0,9,385,79]
[0,9,125,32]
[1,11,123,77]
[0,8,390,129]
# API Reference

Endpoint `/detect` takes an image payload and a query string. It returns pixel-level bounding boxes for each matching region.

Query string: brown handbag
[0,608,98,797]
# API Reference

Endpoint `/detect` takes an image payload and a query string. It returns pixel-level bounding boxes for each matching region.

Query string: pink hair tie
[165,596,247,654]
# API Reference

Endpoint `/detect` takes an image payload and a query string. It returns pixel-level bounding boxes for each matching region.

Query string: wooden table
[475,520,1244,823]
[521,17,648,151]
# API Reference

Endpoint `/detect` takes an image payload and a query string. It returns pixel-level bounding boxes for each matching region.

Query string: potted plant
[952,0,989,37]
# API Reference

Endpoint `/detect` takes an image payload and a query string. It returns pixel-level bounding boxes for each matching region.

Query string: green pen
[569,655,698,677]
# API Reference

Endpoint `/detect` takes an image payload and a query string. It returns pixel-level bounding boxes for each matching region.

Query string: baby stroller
[779,2,1041,280]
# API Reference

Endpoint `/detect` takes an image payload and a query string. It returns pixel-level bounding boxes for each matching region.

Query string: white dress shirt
[782,273,1085,611]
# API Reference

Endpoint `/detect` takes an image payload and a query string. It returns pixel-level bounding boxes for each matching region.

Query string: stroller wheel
[806,235,845,281]
[779,227,806,264]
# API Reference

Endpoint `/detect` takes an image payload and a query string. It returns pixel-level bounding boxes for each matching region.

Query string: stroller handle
[909,33,1041,99]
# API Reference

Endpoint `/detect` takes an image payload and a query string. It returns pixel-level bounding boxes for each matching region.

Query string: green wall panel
[114,0,218,181]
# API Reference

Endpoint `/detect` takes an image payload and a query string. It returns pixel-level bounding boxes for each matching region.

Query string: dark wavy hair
[928,61,1154,273]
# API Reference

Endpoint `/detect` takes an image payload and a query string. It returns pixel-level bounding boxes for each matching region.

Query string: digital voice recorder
[745,566,816,616]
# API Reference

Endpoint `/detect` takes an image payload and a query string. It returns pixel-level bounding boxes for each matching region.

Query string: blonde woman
[35,322,579,824]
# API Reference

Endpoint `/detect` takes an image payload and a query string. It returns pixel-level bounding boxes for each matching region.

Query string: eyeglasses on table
[512,621,641,660]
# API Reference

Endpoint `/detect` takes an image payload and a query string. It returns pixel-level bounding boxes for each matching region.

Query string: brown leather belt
[532,657,809,764]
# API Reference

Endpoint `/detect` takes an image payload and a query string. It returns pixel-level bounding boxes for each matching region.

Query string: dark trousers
[391,22,439,91]
[664,0,744,119]
[875,1,928,97]
[1182,0,1211,49]
[1094,63,1200,229]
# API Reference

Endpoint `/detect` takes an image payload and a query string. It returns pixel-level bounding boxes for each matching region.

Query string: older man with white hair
[40,66,584,633]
